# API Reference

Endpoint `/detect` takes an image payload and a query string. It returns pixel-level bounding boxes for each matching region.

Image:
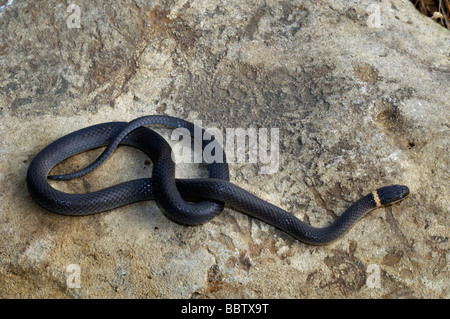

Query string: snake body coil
[27,115,409,245]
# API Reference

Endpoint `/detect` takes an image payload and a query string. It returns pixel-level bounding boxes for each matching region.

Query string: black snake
[27,115,410,245]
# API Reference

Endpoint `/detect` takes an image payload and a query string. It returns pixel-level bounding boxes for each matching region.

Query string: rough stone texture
[0,0,448,298]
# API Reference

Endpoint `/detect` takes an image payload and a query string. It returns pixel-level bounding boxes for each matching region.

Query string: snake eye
[376,185,410,205]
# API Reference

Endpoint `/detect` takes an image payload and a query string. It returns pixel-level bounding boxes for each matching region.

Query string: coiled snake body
[27,115,409,245]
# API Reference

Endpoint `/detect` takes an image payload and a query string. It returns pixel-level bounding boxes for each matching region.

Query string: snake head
[375,185,410,206]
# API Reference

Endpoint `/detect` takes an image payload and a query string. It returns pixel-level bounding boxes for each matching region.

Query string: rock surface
[0,0,448,298]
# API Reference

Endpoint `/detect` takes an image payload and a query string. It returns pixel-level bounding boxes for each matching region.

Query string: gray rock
[0,0,448,298]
